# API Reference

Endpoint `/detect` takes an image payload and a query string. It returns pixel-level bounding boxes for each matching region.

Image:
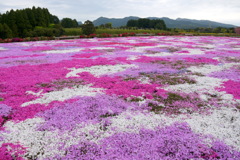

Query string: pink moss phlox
[176,50,190,54]
[217,80,240,99]
[0,104,12,117]
[53,122,240,159]
[24,46,53,52]
[37,94,136,131]
[184,57,219,65]
[0,104,12,129]
[11,104,53,121]
[78,72,166,99]
[0,143,26,160]
[72,52,103,58]
[132,56,168,63]
[209,68,240,81]
[0,54,45,60]
[0,58,118,121]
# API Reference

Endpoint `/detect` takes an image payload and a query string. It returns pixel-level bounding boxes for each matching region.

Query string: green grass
[63,28,240,38]
[64,28,169,36]
[64,28,83,35]
[96,28,168,34]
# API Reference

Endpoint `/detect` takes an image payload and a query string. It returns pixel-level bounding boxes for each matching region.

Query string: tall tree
[61,18,78,28]
[50,15,60,24]
[127,20,138,28]
[138,18,150,29]
[43,8,51,27]
[82,20,95,35]
[34,7,46,27]
[0,7,62,38]
[0,23,12,39]
[26,8,36,28]
[5,9,18,36]
[127,18,167,30]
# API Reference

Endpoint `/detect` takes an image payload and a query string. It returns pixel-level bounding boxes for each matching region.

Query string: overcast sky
[0,0,240,26]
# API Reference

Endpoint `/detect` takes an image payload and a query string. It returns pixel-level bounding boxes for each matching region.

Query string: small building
[235,27,240,35]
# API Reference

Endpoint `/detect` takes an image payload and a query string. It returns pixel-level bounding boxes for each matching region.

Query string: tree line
[0,7,88,39]
[60,18,79,28]
[0,7,65,38]
[0,6,98,39]
[127,18,167,30]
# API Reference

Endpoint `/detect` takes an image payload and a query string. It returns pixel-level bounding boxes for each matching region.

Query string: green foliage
[191,27,235,33]
[82,20,96,35]
[0,6,60,38]
[98,23,113,29]
[61,18,78,28]
[50,15,60,24]
[64,28,83,36]
[138,18,150,28]
[164,93,185,105]
[0,23,13,39]
[127,20,138,28]
[27,24,64,37]
[63,28,171,36]
[127,18,167,30]
[148,102,164,113]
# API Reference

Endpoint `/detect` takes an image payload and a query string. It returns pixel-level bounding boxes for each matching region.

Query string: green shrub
[82,20,95,35]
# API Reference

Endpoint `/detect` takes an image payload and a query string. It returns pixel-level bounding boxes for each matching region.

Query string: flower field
[0,36,240,159]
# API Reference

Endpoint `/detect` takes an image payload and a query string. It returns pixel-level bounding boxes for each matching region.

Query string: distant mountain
[93,16,139,27]
[93,16,236,29]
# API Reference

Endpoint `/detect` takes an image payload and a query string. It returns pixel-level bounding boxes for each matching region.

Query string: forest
[127,19,167,30]
[0,7,65,38]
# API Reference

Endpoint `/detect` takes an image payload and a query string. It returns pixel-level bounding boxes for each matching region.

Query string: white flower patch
[0,47,7,50]
[188,62,239,75]
[43,48,84,54]
[144,52,172,57]
[175,48,205,55]
[126,40,137,43]
[88,47,114,50]
[1,117,107,159]
[19,43,32,47]
[165,75,238,106]
[66,64,138,78]
[232,47,240,50]
[26,89,44,96]
[127,55,139,60]
[21,85,104,107]
[127,46,156,53]
[2,107,238,159]
[86,39,99,42]
[107,107,240,150]
[201,44,216,49]
[212,57,220,61]
[137,76,151,84]
[58,110,182,144]
[1,118,63,159]
[186,107,240,151]
[108,110,178,133]
[165,76,224,94]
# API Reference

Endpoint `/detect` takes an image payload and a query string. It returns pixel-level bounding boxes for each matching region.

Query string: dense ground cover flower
[0,36,239,159]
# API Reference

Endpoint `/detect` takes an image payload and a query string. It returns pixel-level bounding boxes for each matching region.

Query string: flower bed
[0,36,240,159]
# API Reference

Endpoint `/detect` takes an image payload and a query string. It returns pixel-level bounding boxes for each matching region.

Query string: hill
[93,16,236,29]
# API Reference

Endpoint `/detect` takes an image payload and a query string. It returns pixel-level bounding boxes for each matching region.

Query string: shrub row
[0,37,55,43]
[3,32,239,43]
